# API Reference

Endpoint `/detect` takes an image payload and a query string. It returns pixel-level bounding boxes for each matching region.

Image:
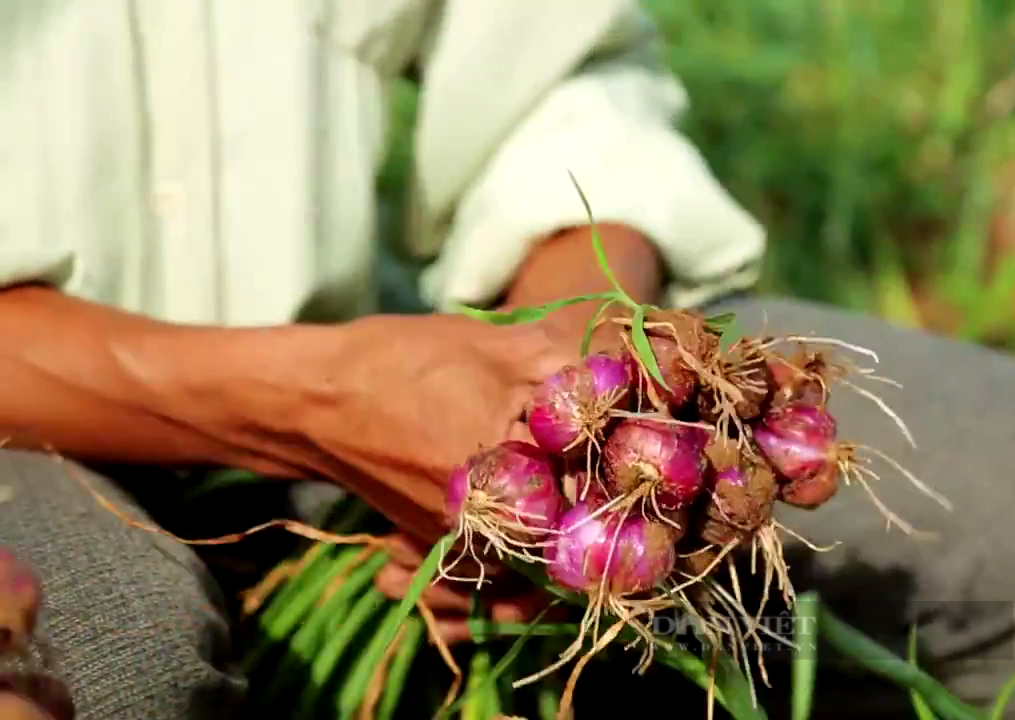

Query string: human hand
[364,312,622,645]
[283,312,577,545]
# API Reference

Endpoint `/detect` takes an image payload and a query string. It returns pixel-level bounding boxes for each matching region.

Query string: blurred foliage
[378,0,1015,348]
[645,0,1015,348]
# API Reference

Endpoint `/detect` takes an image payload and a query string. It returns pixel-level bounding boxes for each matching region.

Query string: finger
[375,564,473,613]
[383,533,428,567]
[429,617,473,647]
[489,589,559,625]
[0,695,55,720]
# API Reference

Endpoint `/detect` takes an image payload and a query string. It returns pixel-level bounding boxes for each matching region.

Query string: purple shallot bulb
[546,503,676,595]
[445,441,564,543]
[603,418,710,510]
[753,402,838,482]
[526,353,632,456]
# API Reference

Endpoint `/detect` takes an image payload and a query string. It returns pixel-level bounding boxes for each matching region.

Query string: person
[0,1,1012,718]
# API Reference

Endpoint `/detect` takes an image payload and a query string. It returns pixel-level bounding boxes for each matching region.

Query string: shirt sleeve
[414,0,765,311]
[0,1,108,299]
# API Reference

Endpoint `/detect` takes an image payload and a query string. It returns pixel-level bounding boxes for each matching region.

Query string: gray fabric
[709,296,1015,718]
[1,296,1013,719]
[0,451,247,720]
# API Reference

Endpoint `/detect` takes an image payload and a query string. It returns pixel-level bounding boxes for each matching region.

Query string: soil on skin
[679,546,720,579]
[698,442,778,546]
[767,350,833,408]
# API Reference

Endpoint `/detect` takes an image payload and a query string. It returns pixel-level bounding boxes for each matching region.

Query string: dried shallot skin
[629,336,698,411]
[779,465,840,509]
[767,353,832,408]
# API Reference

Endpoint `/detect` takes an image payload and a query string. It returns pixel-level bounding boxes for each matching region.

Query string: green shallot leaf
[567,171,635,307]
[462,648,493,720]
[376,615,425,720]
[354,532,456,693]
[338,601,410,719]
[792,592,820,720]
[705,312,737,328]
[719,315,744,352]
[454,293,613,325]
[538,682,562,720]
[653,639,767,720]
[184,468,265,502]
[908,625,940,720]
[988,672,1015,720]
[298,585,389,715]
[630,304,670,389]
[505,558,762,719]
[581,299,616,357]
[443,603,562,717]
[818,600,984,720]
[261,549,390,705]
[468,620,577,643]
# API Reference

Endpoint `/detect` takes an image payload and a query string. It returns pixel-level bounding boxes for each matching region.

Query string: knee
[0,451,247,719]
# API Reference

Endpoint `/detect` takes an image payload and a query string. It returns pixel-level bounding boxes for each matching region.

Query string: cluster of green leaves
[454,173,739,390]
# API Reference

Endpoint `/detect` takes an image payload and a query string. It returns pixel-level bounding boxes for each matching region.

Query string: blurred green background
[380,0,1015,350]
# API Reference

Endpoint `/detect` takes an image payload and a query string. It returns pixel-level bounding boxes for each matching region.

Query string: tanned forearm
[0,284,321,476]
[507,223,664,329]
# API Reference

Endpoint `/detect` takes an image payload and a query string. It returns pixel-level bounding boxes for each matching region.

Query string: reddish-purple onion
[603,418,710,509]
[546,503,676,594]
[753,403,838,481]
[526,353,632,456]
[0,546,42,648]
[445,441,564,538]
[627,336,698,411]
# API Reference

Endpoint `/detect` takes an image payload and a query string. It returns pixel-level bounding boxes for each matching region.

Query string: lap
[0,449,247,720]
[711,296,1015,714]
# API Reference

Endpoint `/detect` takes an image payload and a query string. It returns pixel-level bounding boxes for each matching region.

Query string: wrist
[506,223,664,338]
[129,322,335,477]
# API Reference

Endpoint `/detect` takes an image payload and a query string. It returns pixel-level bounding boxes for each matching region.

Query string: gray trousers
[2,297,1014,719]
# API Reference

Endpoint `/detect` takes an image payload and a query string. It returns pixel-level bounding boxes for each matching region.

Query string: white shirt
[0,0,765,326]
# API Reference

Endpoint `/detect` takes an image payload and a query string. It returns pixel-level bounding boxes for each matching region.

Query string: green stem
[298,585,389,716]
[792,592,820,720]
[817,601,986,720]
[376,615,425,720]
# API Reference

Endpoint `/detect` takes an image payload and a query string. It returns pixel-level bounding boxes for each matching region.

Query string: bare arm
[0,284,322,477]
